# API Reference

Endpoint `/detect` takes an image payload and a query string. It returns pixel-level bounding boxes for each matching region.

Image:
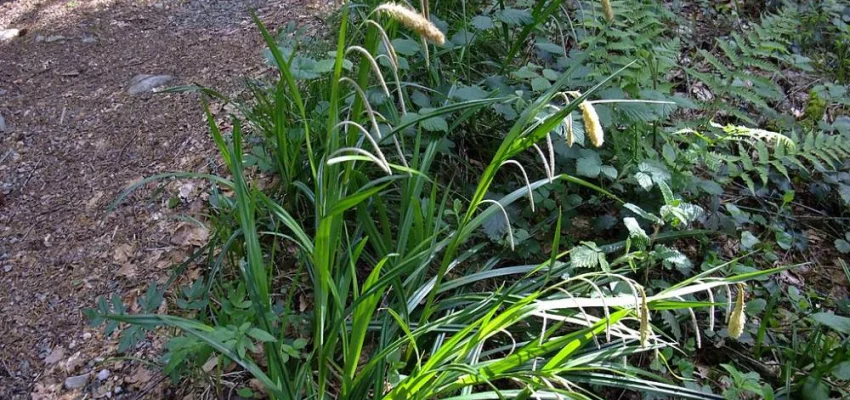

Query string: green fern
[688,5,810,126]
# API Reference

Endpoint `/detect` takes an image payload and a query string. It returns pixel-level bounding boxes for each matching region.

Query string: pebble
[114,386,123,394]
[127,74,175,95]
[0,29,23,41]
[96,369,110,381]
[64,373,89,390]
[0,114,6,132]
[82,332,92,340]
[45,35,67,43]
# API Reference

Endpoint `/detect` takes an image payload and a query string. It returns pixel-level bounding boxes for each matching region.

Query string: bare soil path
[0,1,318,398]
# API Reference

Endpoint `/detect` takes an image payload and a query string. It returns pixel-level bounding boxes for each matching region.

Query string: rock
[0,114,6,132]
[81,36,96,44]
[44,347,65,364]
[64,374,89,390]
[0,88,7,96]
[45,35,67,43]
[0,29,24,41]
[96,369,110,381]
[127,74,174,95]
[82,332,92,340]
[114,386,122,394]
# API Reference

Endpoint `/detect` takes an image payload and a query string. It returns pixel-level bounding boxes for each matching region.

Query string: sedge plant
[91,2,791,399]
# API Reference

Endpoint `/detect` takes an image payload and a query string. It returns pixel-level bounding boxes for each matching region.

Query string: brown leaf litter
[0,0,321,398]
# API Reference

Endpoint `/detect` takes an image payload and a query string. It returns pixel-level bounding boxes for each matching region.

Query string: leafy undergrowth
[89,0,850,399]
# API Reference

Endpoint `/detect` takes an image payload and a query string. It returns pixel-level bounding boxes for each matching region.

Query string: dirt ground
[0,0,321,398]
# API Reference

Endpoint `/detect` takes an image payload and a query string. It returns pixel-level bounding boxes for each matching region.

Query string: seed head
[376,3,445,45]
[601,0,614,23]
[728,283,746,339]
[565,114,574,147]
[580,101,604,147]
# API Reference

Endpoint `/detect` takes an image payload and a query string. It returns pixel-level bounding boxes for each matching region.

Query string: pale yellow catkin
[565,115,574,147]
[728,283,746,339]
[580,101,604,147]
[601,0,614,23]
[376,3,445,45]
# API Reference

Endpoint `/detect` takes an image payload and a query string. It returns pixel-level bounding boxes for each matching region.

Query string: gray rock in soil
[45,35,67,43]
[64,373,89,390]
[0,114,6,132]
[127,74,175,95]
[0,29,23,41]
[96,369,110,381]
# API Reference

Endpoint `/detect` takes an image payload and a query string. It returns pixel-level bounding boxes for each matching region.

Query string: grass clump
[87,0,850,399]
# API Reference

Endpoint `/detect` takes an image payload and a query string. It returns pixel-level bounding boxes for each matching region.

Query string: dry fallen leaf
[249,378,266,395]
[126,366,153,387]
[86,191,104,210]
[64,351,85,373]
[44,347,65,364]
[117,263,136,278]
[171,223,209,247]
[178,181,196,200]
[113,243,134,264]
[202,355,218,373]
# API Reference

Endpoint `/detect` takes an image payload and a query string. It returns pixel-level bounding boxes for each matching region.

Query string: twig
[0,149,12,165]
[131,373,168,400]
[20,224,35,241]
[118,131,140,161]
[24,67,52,81]
[0,356,13,378]
[17,160,41,194]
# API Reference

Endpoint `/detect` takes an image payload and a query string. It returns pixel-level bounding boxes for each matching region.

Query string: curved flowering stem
[500,160,535,212]
[345,46,391,98]
[480,199,514,250]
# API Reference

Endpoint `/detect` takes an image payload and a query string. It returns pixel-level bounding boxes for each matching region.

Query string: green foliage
[84,0,850,399]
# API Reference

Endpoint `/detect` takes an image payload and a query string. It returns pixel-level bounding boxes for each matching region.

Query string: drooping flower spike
[375,2,445,45]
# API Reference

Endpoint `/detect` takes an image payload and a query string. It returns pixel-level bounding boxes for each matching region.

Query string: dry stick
[131,373,169,400]
[17,160,41,194]
[0,149,12,165]
[118,131,140,161]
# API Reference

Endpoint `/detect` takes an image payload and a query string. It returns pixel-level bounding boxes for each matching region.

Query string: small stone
[114,386,122,394]
[64,374,89,390]
[127,74,174,95]
[81,36,96,44]
[96,369,110,381]
[82,332,92,340]
[0,29,23,41]
[0,114,6,132]
[45,35,67,43]
[44,347,65,364]
[0,88,7,96]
